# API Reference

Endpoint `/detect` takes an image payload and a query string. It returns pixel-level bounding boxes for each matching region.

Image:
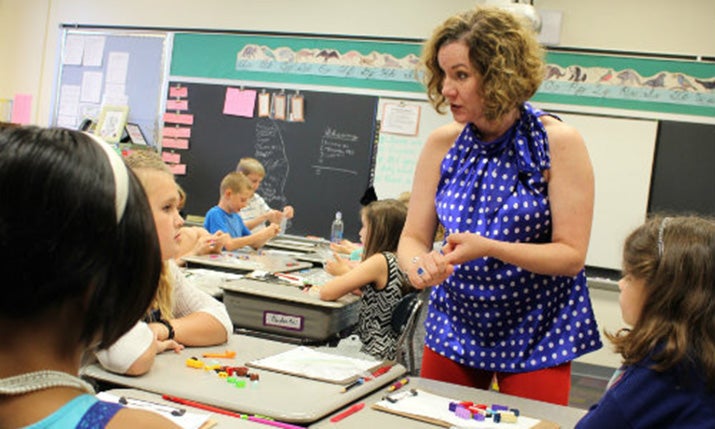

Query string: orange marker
[202,350,236,359]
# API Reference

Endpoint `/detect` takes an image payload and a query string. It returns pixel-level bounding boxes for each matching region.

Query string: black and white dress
[357,251,407,360]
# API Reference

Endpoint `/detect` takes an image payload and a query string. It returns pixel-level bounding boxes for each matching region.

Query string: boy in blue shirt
[204,172,279,250]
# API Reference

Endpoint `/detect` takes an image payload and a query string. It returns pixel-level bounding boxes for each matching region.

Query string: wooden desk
[222,278,359,343]
[310,377,586,429]
[83,335,406,424]
[183,250,312,274]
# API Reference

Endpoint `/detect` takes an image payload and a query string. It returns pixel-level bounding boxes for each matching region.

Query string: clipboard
[246,346,384,384]
[371,389,559,429]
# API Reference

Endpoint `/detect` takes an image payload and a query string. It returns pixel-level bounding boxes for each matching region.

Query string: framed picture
[125,122,147,145]
[95,105,129,143]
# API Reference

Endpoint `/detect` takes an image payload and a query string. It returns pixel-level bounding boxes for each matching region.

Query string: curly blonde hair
[421,6,544,121]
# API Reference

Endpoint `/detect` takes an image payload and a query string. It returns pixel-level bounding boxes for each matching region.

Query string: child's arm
[324,251,353,276]
[315,253,388,301]
[223,223,280,251]
[242,209,283,230]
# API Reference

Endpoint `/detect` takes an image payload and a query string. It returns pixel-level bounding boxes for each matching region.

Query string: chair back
[391,293,422,373]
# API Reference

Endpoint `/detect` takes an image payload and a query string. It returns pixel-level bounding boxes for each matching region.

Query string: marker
[341,378,364,393]
[369,364,393,379]
[387,377,409,392]
[329,402,365,423]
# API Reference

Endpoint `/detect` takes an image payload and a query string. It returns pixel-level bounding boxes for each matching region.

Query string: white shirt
[93,260,233,374]
[239,193,271,232]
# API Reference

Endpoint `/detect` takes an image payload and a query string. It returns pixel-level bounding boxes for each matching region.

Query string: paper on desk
[247,346,381,384]
[96,392,212,429]
[372,389,540,429]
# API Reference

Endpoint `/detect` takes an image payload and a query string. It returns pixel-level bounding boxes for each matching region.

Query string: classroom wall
[1,0,714,125]
[2,0,714,371]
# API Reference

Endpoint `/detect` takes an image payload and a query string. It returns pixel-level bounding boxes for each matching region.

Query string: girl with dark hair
[312,199,413,360]
[577,216,715,427]
[0,126,176,427]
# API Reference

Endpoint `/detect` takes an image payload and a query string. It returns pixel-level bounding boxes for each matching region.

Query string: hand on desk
[324,252,352,276]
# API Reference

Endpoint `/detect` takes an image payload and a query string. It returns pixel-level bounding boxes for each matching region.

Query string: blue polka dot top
[427,102,602,372]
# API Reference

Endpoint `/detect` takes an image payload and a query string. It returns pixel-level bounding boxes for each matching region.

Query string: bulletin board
[51,28,169,146]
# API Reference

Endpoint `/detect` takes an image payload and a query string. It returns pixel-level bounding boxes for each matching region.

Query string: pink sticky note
[163,112,194,125]
[11,94,32,124]
[169,164,187,175]
[169,86,188,98]
[162,137,189,150]
[223,87,256,117]
[166,99,188,111]
[162,151,181,163]
[162,127,191,139]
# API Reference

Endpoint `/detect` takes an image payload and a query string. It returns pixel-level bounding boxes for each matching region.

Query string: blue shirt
[427,103,601,372]
[25,394,123,428]
[576,356,715,428]
[204,205,251,237]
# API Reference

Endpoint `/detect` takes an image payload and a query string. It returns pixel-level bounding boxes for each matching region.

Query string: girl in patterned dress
[398,6,601,405]
[312,199,413,360]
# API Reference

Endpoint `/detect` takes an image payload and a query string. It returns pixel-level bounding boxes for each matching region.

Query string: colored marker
[370,364,393,379]
[341,377,364,393]
[330,402,365,423]
[387,377,409,392]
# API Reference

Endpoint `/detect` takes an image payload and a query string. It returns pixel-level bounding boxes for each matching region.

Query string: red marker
[387,377,409,392]
[330,402,365,423]
[369,364,393,379]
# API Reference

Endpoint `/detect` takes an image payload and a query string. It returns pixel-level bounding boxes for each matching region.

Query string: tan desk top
[83,334,406,424]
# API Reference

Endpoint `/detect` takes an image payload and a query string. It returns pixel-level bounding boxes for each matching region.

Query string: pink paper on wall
[223,87,256,117]
[169,164,187,175]
[162,151,181,163]
[169,86,188,98]
[11,94,32,124]
[163,112,194,125]
[162,138,189,150]
[162,127,191,138]
[166,99,188,111]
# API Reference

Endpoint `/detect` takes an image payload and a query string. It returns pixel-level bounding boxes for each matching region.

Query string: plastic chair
[391,293,423,374]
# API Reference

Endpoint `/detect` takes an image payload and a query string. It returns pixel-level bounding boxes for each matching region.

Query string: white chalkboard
[544,112,658,271]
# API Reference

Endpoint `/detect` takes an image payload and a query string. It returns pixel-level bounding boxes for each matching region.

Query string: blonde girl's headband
[84,132,129,223]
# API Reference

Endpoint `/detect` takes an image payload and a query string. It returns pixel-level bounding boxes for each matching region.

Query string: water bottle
[331,211,344,243]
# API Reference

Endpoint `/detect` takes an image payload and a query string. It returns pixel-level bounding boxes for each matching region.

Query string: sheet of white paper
[374,389,540,429]
[96,392,211,429]
[106,51,129,84]
[58,84,81,117]
[63,34,84,65]
[82,35,106,67]
[248,346,379,383]
[80,71,103,103]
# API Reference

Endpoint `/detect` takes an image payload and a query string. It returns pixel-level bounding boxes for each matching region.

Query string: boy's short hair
[124,149,171,174]
[221,171,252,194]
[236,157,265,177]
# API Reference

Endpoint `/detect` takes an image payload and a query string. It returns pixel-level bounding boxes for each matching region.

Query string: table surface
[83,334,405,424]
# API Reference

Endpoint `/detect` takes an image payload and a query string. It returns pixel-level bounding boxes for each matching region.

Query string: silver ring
[417,267,425,276]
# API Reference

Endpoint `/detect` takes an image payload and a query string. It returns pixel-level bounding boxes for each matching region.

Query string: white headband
[84,132,129,223]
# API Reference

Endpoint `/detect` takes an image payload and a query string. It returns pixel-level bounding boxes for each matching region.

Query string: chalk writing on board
[254,119,290,211]
[313,127,359,176]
